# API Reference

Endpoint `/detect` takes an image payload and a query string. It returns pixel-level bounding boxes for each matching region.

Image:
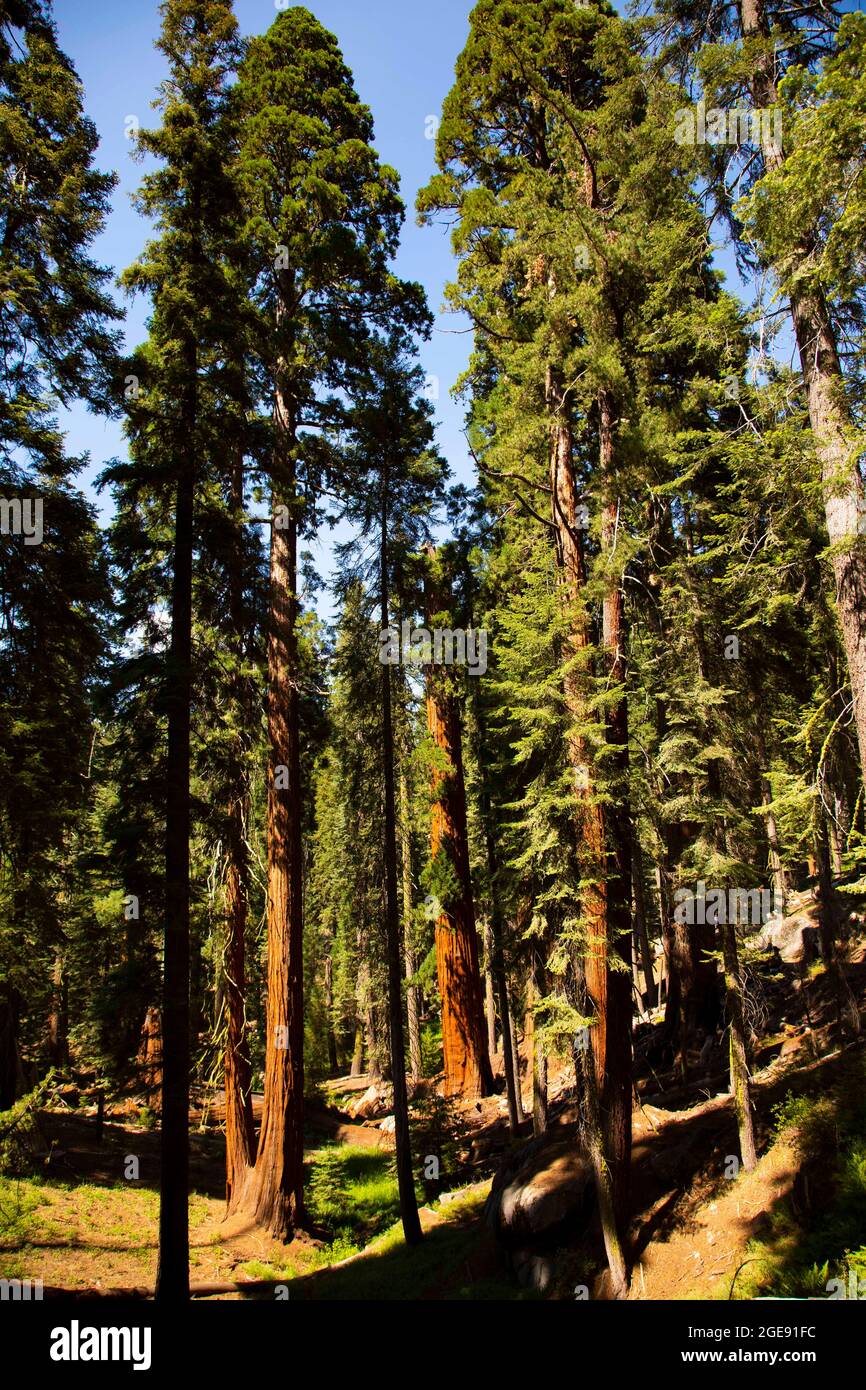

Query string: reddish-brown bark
[230,357,304,1239]
[224,456,255,1207]
[547,370,632,1227]
[425,567,493,1099]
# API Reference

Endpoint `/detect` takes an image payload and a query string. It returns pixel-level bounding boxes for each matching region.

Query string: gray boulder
[757,909,820,965]
[486,1134,593,1245]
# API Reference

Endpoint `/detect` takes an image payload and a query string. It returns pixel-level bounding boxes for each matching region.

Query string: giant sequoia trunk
[425,556,493,1099]
[739,0,866,788]
[224,799,255,1205]
[156,425,194,1303]
[223,455,255,1207]
[380,503,422,1244]
[233,363,304,1239]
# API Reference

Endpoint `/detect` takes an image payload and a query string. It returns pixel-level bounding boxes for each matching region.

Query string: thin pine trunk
[575,968,629,1299]
[530,946,548,1137]
[509,1007,525,1123]
[721,919,757,1172]
[762,779,789,905]
[324,956,339,1075]
[473,694,520,1129]
[156,430,193,1303]
[815,815,861,1038]
[399,768,423,1084]
[47,949,68,1069]
[483,919,497,1058]
[350,1019,364,1077]
[632,842,657,1010]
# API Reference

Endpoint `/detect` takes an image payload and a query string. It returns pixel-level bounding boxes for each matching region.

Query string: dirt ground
[3,931,865,1300]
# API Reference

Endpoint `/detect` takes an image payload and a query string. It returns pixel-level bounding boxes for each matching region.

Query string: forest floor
[2,913,865,1299]
[0,1089,524,1298]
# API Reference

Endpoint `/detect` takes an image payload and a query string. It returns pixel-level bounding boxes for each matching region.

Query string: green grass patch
[305,1142,399,1251]
[292,1185,530,1301]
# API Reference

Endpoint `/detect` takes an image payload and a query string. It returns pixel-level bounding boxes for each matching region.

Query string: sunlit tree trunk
[425,554,493,1099]
[399,768,423,1084]
[224,454,255,1208]
[239,339,304,1239]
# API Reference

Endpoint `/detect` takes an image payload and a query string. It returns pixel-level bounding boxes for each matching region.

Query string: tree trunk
[364,989,383,1080]
[632,841,657,1010]
[483,919,497,1058]
[240,372,304,1239]
[575,965,629,1300]
[721,918,757,1172]
[529,945,548,1137]
[224,455,255,1209]
[380,498,422,1245]
[497,965,520,1134]
[350,1019,364,1077]
[425,552,493,1099]
[509,1006,525,1123]
[596,390,633,1226]
[547,368,631,1261]
[324,955,339,1075]
[656,863,679,1029]
[47,948,68,1069]
[761,778,789,905]
[815,814,861,1038]
[399,768,423,1084]
[472,692,520,1130]
[0,989,23,1111]
[224,795,255,1205]
[156,434,193,1303]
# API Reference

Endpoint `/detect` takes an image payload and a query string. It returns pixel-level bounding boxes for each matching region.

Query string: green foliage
[0,1073,55,1176]
[741,1062,866,1298]
[410,1089,470,1199]
[420,1020,442,1078]
[305,1143,400,1252]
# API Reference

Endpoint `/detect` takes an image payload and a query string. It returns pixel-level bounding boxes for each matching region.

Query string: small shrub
[410,1089,470,1200]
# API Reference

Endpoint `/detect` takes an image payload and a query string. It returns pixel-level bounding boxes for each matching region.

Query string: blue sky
[51,0,771,618]
[53,0,481,611]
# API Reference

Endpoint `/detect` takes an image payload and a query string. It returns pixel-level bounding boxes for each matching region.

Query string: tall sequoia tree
[653,0,866,790]
[423,545,494,1100]
[416,3,640,1261]
[419,0,771,1288]
[230,6,415,1238]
